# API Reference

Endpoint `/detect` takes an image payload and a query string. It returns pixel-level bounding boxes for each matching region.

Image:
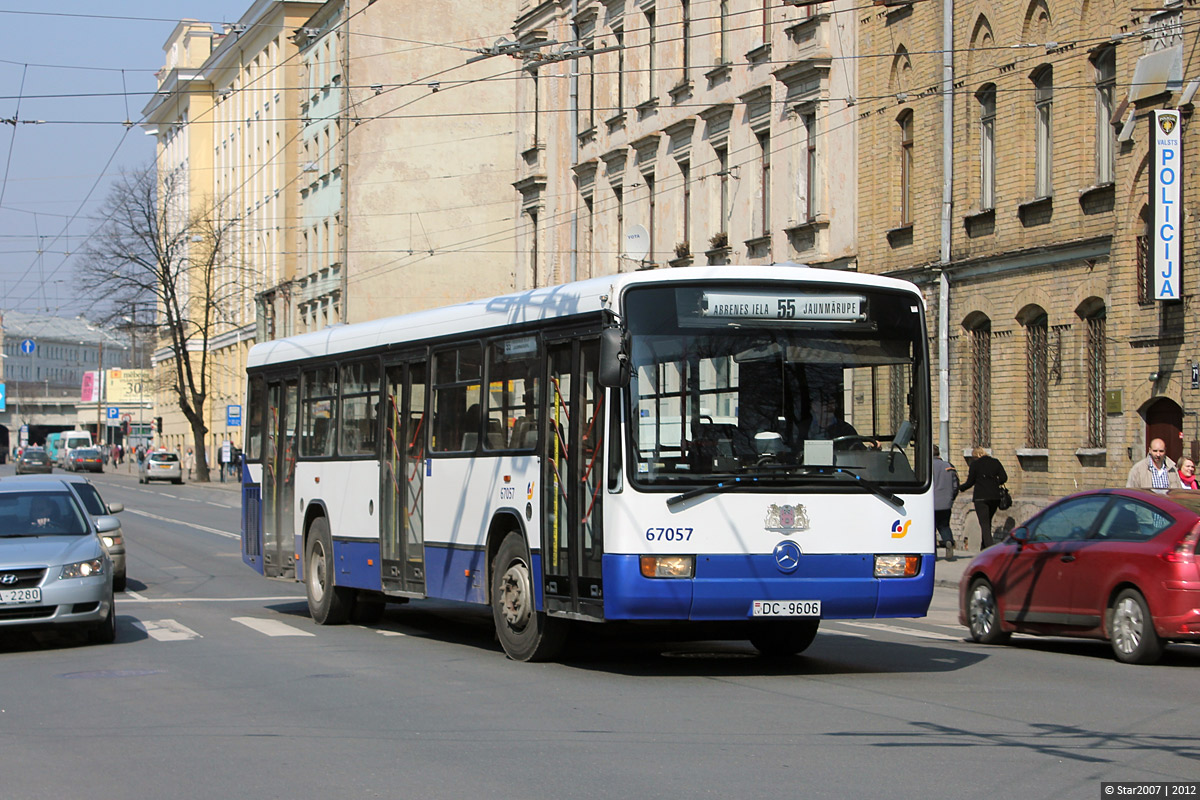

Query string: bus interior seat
[486,418,505,448]
[510,416,536,449]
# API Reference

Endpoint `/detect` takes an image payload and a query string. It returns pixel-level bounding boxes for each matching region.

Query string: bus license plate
[752,600,820,617]
[0,587,41,605]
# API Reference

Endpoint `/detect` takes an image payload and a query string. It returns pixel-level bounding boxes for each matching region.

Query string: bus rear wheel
[749,620,820,657]
[306,517,354,625]
[491,532,565,662]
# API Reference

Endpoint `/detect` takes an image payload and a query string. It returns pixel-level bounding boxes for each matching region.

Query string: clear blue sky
[0,3,252,319]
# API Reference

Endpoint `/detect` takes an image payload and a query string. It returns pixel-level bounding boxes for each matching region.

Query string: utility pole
[95,340,103,449]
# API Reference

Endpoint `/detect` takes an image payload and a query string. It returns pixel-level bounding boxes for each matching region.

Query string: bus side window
[486,337,539,451]
[431,345,482,453]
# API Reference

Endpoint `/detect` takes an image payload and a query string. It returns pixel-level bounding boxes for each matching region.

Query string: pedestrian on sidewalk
[959,447,1007,550]
[1180,457,1197,489]
[1126,438,1181,492]
[184,447,194,480]
[932,445,959,561]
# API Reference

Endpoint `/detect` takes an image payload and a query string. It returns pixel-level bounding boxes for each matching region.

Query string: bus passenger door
[381,362,427,595]
[543,340,605,619]
[262,378,297,579]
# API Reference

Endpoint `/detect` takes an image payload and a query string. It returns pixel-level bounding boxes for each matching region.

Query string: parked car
[15,448,53,475]
[7,474,127,591]
[959,488,1200,664]
[0,481,116,643]
[67,447,104,473]
[139,450,182,485]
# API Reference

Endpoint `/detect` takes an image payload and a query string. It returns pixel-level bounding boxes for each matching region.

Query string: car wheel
[305,517,354,624]
[172,478,182,485]
[87,603,116,645]
[749,620,820,657]
[967,578,1011,644]
[113,569,126,593]
[1110,588,1164,665]
[491,531,565,661]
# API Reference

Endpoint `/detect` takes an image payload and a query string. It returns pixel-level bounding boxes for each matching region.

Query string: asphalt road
[0,466,1196,799]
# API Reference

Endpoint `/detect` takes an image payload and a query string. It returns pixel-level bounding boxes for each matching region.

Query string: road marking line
[133,619,202,641]
[377,630,408,637]
[839,621,964,641]
[821,628,869,638]
[121,595,302,603]
[232,616,316,637]
[127,508,238,539]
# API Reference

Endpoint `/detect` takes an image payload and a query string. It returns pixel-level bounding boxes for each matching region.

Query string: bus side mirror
[599,327,631,388]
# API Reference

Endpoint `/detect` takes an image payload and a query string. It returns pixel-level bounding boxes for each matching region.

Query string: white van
[58,430,93,468]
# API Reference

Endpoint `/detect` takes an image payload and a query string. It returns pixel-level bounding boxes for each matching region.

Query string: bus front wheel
[306,517,354,625]
[749,620,820,657]
[491,532,565,662]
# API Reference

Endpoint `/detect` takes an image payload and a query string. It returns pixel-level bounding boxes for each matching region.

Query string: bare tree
[79,165,248,482]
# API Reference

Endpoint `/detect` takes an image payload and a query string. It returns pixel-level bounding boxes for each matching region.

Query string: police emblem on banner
[765,503,810,532]
[1159,113,1177,135]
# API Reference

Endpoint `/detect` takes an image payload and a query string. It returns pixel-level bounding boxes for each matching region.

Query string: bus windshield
[623,283,928,488]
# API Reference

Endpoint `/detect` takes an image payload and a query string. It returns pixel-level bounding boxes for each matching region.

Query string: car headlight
[640,555,694,578]
[100,534,123,548]
[60,558,106,579]
[874,554,921,578]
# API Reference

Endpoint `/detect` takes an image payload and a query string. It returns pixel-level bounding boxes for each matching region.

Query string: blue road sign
[107,406,119,420]
[227,404,242,426]
[0,383,6,412]
[19,339,34,355]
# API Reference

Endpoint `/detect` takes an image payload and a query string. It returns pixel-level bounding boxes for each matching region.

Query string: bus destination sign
[699,292,866,322]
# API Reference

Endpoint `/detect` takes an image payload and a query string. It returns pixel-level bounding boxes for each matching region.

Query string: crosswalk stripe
[133,619,202,642]
[231,616,316,637]
[838,620,964,641]
[126,508,238,539]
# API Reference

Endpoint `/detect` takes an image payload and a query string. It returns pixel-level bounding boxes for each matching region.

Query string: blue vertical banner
[1151,109,1182,301]
[0,382,6,412]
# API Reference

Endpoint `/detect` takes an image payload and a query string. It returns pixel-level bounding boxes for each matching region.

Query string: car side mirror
[1009,526,1029,544]
[598,326,631,388]
[106,502,124,514]
[95,516,120,534]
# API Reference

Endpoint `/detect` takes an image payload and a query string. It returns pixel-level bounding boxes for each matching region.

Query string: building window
[681,0,691,82]
[718,0,729,64]
[1025,311,1049,449]
[968,317,992,448]
[526,210,539,287]
[646,8,656,103]
[762,0,771,43]
[756,131,771,236]
[977,85,996,210]
[1137,208,1152,304]
[582,194,594,279]
[1084,306,1107,448]
[802,111,817,220]
[646,171,656,263]
[898,111,913,225]
[614,27,625,116]
[613,184,624,269]
[1093,48,1116,186]
[1033,65,1053,198]
[715,145,729,235]
[680,159,691,248]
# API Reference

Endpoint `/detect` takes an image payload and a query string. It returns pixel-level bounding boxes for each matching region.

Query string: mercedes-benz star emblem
[773,540,801,574]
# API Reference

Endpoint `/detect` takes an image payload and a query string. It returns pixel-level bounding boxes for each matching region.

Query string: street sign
[19,424,27,447]
[227,404,242,426]
[107,406,119,420]
[19,339,34,355]
[0,382,6,413]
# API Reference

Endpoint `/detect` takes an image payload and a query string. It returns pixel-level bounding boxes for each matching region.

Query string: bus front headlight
[874,555,920,578]
[640,555,694,578]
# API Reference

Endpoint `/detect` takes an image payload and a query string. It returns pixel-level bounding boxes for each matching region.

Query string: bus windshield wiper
[666,466,905,510]
[791,466,905,510]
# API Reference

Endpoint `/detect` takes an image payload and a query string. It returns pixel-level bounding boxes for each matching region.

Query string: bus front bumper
[601,553,933,621]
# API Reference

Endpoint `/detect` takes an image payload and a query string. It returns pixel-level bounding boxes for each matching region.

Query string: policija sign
[1151,109,1182,300]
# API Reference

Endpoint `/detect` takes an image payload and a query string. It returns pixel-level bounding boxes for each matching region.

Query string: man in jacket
[932,445,959,560]
[1126,438,1181,492]
[959,447,1008,549]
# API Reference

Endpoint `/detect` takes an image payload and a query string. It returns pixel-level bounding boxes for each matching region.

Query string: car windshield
[623,283,929,488]
[0,491,89,537]
[23,452,49,462]
[151,453,180,463]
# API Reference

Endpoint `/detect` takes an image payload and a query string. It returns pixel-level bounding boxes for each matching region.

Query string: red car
[959,488,1200,664]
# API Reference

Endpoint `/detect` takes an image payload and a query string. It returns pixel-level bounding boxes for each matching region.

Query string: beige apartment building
[511,0,859,282]
[144,1,321,468]
[858,0,1195,541]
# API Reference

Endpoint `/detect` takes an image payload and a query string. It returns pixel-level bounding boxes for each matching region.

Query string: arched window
[1078,299,1107,448]
[1093,48,1116,185]
[977,85,996,209]
[1021,307,1049,448]
[1032,66,1053,197]
[964,313,992,447]
[898,110,913,224]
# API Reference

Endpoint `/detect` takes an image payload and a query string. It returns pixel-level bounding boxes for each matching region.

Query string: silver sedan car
[0,482,117,644]
[138,450,183,485]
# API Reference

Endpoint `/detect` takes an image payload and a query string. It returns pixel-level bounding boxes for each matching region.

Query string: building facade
[858,0,1193,543]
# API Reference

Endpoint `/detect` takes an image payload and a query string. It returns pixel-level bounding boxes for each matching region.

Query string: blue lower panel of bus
[602,553,933,621]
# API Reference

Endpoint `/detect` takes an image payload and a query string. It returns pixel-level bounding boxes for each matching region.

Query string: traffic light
[121,420,129,435]
[155,417,163,434]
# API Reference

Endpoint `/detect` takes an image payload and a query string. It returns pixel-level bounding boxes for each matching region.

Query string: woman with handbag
[959,446,1009,549]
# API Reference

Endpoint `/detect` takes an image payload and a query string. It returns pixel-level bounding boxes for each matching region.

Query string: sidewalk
[932,550,970,590]
[102,461,242,493]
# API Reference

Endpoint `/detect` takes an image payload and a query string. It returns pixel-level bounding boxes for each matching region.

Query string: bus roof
[247,265,922,370]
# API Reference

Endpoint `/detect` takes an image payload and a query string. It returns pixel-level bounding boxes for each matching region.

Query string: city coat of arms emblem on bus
[765,503,809,532]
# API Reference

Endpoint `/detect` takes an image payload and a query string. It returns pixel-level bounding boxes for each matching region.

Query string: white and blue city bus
[241,266,933,661]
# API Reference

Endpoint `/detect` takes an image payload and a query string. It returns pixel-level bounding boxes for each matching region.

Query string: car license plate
[0,587,41,605]
[752,600,820,617]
